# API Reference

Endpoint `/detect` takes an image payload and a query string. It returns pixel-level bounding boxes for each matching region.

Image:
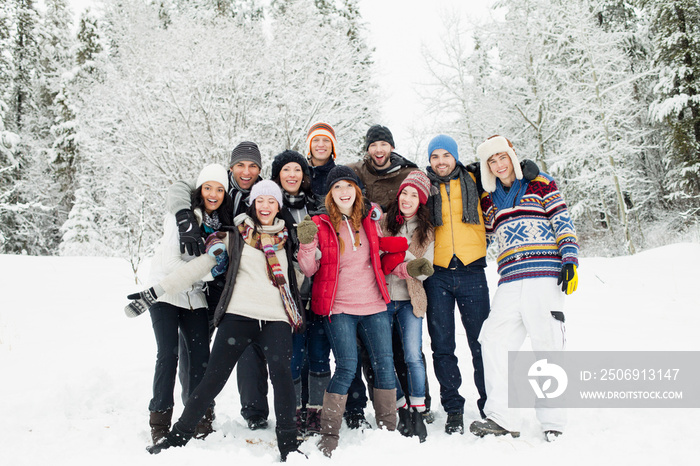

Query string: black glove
[520,159,539,182]
[175,209,205,256]
[557,263,578,295]
[465,162,484,193]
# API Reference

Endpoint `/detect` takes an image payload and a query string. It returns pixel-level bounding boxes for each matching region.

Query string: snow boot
[125,288,158,318]
[372,388,397,431]
[149,408,173,445]
[397,406,413,437]
[411,409,427,442]
[294,407,307,439]
[545,430,562,442]
[146,422,193,454]
[317,391,347,457]
[194,407,215,439]
[277,427,305,462]
[444,412,464,435]
[469,418,520,438]
[344,411,371,430]
[247,415,269,431]
[306,406,322,436]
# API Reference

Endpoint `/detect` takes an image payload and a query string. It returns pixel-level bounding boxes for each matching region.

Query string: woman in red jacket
[296,166,396,457]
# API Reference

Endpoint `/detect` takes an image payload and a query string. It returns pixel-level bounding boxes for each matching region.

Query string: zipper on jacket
[186,287,193,311]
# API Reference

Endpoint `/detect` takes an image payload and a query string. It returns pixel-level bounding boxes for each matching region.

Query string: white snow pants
[478,277,567,433]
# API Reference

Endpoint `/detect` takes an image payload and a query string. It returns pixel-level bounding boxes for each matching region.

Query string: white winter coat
[148,209,209,310]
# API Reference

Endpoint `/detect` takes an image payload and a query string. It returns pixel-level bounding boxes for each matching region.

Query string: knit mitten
[211,251,228,278]
[124,288,159,318]
[406,258,434,279]
[378,236,408,253]
[296,215,318,244]
[381,252,406,275]
[205,232,226,257]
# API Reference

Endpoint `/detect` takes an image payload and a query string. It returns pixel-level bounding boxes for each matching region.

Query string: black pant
[149,302,209,412]
[179,277,223,405]
[237,343,270,419]
[176,315,295,433]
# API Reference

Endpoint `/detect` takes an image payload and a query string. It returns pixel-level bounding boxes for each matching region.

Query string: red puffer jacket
[303,210,390,316]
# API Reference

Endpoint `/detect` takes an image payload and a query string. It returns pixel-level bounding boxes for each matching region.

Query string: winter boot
[545,430,562,442]
[444,412,464,435]
[317,391,348,457]
[277,427,305,462]
[469,418,520,438]
[397,407,413,437]
[146,422,194,454]
[305,406,322,436]
[344,411,371,430]
[411,408,427,443]
[125,288,159,318]
[246,415,269,431]
[295,408,307,439]
[149,408,173,445]
[422,409,435,424]
[194,407,215,439]
[372,388,397,431]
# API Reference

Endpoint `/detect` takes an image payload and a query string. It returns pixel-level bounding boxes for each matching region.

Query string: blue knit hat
[427,134,459,163]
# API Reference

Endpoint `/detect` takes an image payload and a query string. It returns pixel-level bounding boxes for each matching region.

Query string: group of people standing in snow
[124,122,579,460]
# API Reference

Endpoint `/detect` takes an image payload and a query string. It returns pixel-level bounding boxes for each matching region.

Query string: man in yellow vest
[424,134,490,435]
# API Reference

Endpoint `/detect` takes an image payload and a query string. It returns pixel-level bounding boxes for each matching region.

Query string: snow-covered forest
[1,0,699,264]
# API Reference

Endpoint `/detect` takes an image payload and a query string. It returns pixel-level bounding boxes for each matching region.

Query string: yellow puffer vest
[433,178,487,268]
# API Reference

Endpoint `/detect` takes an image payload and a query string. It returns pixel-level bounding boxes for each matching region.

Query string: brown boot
[317,391,347,457]
[194,407,215,439]
[149,408,173,445]
[373,388,397,431]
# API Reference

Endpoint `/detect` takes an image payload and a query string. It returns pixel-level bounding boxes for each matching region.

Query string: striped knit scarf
[238,222,303,331]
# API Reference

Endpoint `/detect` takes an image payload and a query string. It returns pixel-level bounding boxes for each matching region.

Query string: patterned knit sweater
[480,173,579,285]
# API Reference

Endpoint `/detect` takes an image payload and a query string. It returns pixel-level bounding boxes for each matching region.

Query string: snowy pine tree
[649,0,700,215]
[59,187,106,256]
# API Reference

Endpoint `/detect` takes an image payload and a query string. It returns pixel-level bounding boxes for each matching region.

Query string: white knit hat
[248,179,283,207]
[476,136,523,193]
[196,164,229,191]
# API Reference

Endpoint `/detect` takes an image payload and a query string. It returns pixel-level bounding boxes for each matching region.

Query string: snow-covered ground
[2,243,699,465]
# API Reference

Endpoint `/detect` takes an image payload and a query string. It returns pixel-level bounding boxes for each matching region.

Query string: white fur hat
[476,136,522,192]
[196,164,229,191]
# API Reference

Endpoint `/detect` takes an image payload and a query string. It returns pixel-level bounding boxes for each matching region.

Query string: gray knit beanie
[230,141,262,169]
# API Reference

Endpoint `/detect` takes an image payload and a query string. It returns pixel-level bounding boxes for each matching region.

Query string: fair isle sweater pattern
[480,173,579,285]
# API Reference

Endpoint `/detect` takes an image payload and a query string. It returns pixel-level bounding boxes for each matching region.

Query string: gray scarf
[426,165,480,226]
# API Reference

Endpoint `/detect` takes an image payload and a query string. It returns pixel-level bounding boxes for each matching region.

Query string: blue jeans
[387,301,426,401]
[424,257,490,416]
[324,311,395,395]
[291,318,332,379]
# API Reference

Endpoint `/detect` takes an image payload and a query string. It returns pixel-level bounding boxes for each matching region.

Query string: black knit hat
[325,165,361,193]
[364,125,395,151]
[229,141,262,169]
[271,150,310,181]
